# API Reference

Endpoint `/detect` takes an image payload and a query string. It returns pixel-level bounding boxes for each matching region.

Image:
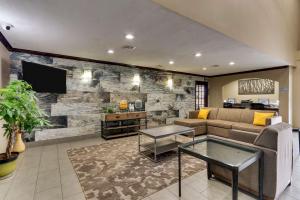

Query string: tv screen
[22,61,66,93]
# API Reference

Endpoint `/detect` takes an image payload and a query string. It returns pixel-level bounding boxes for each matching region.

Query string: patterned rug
[67,136,206,200]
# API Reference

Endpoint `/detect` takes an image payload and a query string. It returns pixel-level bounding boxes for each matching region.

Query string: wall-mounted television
[22,61,66,93]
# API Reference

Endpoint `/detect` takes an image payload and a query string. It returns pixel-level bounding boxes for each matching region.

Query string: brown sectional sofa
[175,107,282,138]
[174,108,292,200]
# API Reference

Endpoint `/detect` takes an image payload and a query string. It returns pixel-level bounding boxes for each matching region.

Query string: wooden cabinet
[101,112,147,139]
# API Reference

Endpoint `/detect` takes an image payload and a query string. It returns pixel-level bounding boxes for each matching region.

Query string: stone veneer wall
[10,52,205,141]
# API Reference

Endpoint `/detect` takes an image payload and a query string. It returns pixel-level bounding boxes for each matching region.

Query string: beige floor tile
[0,181,11,200]
[200,185,229,200]
[61,180,83,198]
[5,182,35,200]
[149,189,179,200]
[281,186,300,200]
[36,169,61,192]
[39,160,59,173]
[168,182,206,200]
[63,192,85,200]
[35,186,62,200]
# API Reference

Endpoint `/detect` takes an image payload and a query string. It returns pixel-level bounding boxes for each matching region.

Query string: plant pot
[0,152,18,178]
[13,132,26,153]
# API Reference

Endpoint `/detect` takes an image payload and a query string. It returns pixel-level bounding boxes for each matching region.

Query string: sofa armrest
[209,133,292,198]
[254,122,291,151]
[189,111,199,119]
[266,116,282,126]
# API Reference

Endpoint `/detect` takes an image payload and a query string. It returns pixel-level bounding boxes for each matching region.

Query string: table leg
[154,138,157,162]
[207,162,212,179]
[138,132,141,152]
[232,169,238,200]
[178,148,182,197]
[258,154,264,200]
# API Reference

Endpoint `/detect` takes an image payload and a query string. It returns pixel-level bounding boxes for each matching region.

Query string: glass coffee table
[178,136,264,200]
[138,125,195,162]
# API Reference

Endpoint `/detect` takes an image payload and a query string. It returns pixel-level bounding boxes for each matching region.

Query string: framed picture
[238,79,275,95]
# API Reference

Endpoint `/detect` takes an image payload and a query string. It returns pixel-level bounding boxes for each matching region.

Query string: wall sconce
[81,70,92,83]
[167,78,173,90]
[132,74,141,86]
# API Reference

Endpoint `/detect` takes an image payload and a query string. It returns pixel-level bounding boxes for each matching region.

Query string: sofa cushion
[230,129,260,144]
[207,120,234,129]
[174,119,207,127]
[205,107,219,120]
[232,123,264,133]
[253,112,275,126]
[198,108,210,119]
[217,108,242,122]
[240,109,255,124]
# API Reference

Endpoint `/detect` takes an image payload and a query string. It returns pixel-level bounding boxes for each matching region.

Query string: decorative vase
[119,100,128,110]
[13,131,25,153]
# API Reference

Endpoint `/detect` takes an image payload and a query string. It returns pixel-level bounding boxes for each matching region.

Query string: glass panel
[185,141,256,167]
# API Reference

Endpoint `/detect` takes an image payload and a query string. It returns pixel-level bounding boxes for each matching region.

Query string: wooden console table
[101,112,147,139]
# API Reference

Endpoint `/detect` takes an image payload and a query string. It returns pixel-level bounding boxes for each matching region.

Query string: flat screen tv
[22,61,66,93]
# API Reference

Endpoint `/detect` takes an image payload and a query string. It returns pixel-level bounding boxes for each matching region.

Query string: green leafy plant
[0,80,50,159]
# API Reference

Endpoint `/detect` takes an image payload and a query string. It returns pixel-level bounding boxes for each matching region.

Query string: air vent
[121,45,136,50]
[211,65,220,68]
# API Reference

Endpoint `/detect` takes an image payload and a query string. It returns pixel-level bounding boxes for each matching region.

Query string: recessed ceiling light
[229,61,235,66]
[195,52,202,57]
[125,34,134,40]
[107,49,114,54]
[169,60,174,65]
[202,67,207,70]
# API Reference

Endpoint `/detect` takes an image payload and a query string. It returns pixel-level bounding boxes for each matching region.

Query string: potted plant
[0,80,49,178]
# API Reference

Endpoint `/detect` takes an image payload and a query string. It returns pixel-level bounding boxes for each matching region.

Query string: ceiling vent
[121,45,136,50]
[211,65,220,68]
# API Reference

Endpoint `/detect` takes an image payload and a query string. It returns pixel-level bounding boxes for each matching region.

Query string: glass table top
[181,138,260,167]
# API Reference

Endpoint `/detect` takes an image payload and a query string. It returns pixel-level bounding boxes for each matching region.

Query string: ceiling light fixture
[202,67,207,71]
[229,61,235,66]
[169,60,174,65]
[107,49,114,54]
[125,34,134,40]
[195,52,202,57]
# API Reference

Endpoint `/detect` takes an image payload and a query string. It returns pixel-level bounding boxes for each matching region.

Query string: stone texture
[10,52,205,141]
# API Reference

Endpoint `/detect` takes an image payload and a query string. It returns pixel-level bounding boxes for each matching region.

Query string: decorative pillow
[198,109,210,120]
[253,112,275,126]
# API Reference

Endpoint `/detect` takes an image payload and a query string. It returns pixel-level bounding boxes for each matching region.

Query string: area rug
[67,136,206,200]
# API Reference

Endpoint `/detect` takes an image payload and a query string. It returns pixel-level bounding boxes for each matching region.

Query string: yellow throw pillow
[253,112,275,126]
[198,109,210,120]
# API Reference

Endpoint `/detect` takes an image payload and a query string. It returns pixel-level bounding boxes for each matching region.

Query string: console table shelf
[101,112,147,139]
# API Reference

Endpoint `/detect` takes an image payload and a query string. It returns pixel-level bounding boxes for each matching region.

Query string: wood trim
[0,31,13,51]
[210,66,289,78]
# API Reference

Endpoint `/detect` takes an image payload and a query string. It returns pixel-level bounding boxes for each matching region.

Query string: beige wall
[153,0,300,65]
[0,43,10,153]
[208,67,290,123]
[293,51,300,127]
[222,80,279,104]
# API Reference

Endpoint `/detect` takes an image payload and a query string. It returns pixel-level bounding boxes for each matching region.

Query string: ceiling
[0,0,288,76]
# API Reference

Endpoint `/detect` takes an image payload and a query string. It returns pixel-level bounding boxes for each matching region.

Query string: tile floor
[0,137,299,200]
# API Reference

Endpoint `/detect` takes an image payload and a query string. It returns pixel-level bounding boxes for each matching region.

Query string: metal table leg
[138,132,141,152]
[207,162,212,179]
[178,148,182,197]
[232,169,238,200]
[154,138,157,162]
[258,154,264,200]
